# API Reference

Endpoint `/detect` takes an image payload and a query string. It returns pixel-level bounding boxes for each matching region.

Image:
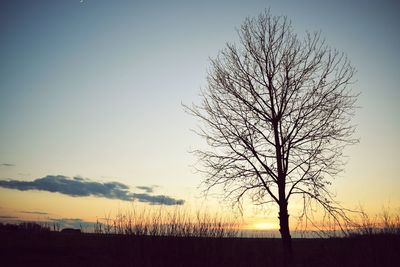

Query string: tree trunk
[279,201,293,262]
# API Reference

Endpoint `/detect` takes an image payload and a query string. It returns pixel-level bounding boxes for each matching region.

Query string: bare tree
[185,10,358,257]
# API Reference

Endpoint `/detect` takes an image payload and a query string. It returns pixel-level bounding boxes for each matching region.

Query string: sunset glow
[252,222,278,231]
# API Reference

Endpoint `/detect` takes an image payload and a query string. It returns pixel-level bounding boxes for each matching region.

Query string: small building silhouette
[61,228,81,234]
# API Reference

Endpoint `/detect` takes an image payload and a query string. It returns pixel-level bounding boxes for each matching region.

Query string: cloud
[19,211,49,215]
[0,163,14,167]
[0,175,184,205]
[132,193,185,205]
[135,186,154,193]
[0,215,18,219]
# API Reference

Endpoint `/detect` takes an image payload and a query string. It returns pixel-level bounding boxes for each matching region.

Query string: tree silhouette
[185,10,358,257]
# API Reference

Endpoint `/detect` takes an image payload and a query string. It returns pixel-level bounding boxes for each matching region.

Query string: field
[1,226,399,267]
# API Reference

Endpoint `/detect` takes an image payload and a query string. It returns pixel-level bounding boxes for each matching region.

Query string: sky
[0,0,399,231]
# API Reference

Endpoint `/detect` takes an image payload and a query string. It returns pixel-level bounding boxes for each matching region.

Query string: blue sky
[0,0,399,225]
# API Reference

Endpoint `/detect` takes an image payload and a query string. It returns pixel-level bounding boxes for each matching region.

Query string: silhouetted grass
[345,207,400,237]
[93,207,240,238]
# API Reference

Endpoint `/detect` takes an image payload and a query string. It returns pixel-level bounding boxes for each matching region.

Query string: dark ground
[1,229,399,267]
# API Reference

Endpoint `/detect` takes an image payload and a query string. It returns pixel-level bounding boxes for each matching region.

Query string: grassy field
[1,225,399,267]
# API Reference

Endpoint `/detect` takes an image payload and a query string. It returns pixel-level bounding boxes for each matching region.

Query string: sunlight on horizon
[252,222,278,230]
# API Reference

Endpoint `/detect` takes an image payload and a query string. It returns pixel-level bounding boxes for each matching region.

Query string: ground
[1,229,399,266]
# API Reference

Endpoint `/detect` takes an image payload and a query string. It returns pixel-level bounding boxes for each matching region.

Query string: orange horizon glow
[251,222,278,230]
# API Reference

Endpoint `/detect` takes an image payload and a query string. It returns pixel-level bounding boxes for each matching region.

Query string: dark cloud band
[19,211,49,215]
[0,163,14,167]
[0,175,184,206]
[0,215,18,219]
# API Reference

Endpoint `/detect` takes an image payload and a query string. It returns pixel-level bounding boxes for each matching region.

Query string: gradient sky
[0,0,399,229]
